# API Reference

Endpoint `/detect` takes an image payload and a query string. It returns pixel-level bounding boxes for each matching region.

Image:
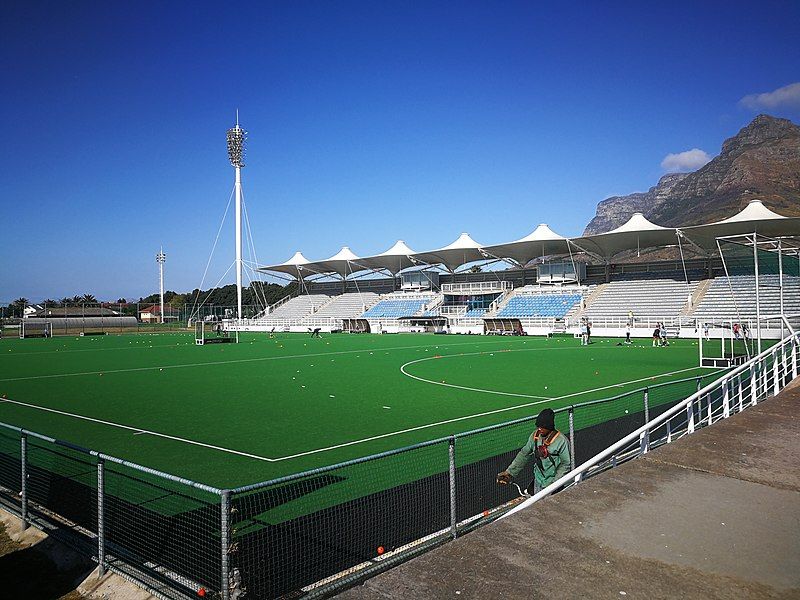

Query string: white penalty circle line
[400,348,716,404]
[0,342,719,464]
[0,338,519,383]
[0,365,718,464]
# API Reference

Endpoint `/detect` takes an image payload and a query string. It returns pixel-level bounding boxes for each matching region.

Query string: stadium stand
[361,294,435,319]
[268,294,330,319]
[691,274,800,325]
[496,292,582,318]
[581,272,701,320]
[307,292,379,319]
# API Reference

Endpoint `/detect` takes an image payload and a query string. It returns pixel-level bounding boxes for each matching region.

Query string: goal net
[195,320,238,345]
[699,320,751,367]
[20,320,52,338]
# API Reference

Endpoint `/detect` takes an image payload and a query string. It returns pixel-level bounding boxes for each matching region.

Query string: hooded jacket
[507,430,571,488]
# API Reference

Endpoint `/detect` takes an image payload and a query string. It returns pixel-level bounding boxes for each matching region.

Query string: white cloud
[740,82,800,111]
[660,148,712,172]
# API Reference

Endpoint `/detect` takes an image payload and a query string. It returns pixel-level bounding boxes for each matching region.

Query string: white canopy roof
[680,200,800,249]
[357,240,419,275]
[412,233,485,272]
[260,200,800,276]
[483,224,570,266]
[571,213,678,259]
[260,251,317,277]
[312,246,364,278]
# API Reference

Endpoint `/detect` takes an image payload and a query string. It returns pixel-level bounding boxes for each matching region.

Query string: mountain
[584,114,800,234]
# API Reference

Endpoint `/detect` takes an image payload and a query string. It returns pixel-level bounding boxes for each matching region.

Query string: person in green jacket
[496,408,571,496]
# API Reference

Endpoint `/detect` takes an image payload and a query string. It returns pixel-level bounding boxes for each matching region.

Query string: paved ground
[340,382,800,600]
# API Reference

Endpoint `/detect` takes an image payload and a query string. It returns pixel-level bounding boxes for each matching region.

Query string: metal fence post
[693,377,702,424]
[722,377,730,419]
[639,390,650,454]
[20,433,28,530]
[448,437,457,538]
[792,339,798,379]
[737,373,743,412]
[686,399,695,434]
[773,350,780,396]
[751,363,759,406]
[781,345,792,387]
[568,407,580,482]
[221,490,231,600]
[97,458,105,577]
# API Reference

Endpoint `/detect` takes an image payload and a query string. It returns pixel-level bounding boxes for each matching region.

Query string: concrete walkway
[340,383,800,600]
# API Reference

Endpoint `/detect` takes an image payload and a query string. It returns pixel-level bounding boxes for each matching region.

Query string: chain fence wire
[0,337,796,599]
[0,427,21,514]
[102,460,222,598]
[230,440,450,599]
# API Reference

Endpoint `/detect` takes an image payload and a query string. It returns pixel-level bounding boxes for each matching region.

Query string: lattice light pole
[156,248,166,324]
[227,113,246,321]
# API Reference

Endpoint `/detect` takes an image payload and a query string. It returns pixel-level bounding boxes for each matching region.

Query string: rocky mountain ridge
[584,114,800,235]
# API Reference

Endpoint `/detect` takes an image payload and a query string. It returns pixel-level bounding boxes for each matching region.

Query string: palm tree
[11,297,29,318]
[81,294,97,303]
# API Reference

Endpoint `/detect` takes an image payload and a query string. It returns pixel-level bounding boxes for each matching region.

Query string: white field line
[401,349,713,403]
[3,340,194,357]
[2,331,353,357]
[0,339,513,383]
[400,349,565,399]
[0,341,718,464]
[0,397,276,462]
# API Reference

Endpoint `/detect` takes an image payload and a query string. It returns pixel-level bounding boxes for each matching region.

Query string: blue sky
[2,1,799,301]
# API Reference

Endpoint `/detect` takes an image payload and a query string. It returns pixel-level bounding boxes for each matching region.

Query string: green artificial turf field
[0,331,721,489]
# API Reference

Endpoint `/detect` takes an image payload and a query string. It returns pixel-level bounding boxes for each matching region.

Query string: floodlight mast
[227,113,246,321]
[156,248,166,324]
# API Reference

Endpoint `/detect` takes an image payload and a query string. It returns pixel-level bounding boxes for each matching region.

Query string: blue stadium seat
[496,294,581,318]
[361,297,433,318]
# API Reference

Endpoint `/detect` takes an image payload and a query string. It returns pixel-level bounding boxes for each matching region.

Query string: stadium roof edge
[258,200,800,276]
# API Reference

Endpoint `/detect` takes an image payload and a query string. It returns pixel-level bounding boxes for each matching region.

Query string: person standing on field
[496,408,571,496]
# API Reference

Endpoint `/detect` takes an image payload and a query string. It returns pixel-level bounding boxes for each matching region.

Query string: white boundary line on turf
[0,342,721,463]
[401,350,714,402]
[0,339,512,383]
[0,397,277,462]
[0,364,718,462]
[3,340,194,357]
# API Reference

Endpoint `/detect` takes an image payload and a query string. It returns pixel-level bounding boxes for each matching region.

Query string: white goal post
[699,315,797,368]
[20,320,52,339]
[194,320,239,345]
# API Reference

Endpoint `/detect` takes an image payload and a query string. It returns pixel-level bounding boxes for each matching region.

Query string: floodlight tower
[227,113,246,321]
[156,248,166,324]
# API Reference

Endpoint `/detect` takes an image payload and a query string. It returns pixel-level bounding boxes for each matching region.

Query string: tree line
[3,281,296,318]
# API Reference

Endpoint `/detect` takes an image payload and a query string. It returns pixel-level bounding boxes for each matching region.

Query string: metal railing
[441,282,513,294]
[0,335,796,599]
[0,424,227,600]
[503,330,799,519]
